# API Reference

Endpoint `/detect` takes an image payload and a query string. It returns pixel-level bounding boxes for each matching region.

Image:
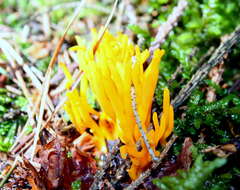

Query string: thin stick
[167,65,183,85]
[23,64,54,111]
[172,26,240,109]
[0,156,20,188]
[0,38,53,153]
[0,38,33,106]
[5,85,22,95]
[31,0,86,161]
[93,0,119,54]
[130,86,157,161]
[11,70,82,154]
[41,70,83,130]
[10,95,40,152]
[30,66,44,82]
[11,133,34,154]
[149,0,188,53]
[115,0,126,31]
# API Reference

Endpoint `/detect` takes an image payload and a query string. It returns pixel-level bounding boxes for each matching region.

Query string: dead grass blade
[0,38,33,105]
[31,0,86,161]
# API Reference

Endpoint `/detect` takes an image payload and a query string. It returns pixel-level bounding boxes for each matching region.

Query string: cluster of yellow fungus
[62,29,174,179]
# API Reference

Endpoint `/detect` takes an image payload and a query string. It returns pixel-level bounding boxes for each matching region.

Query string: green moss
[153,155,226,190]
[175,89,239,144]
[153,0,240,104]
[0,89,27,152]
[71,179,81,190]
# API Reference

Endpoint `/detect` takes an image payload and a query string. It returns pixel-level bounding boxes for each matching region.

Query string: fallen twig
[0,38,33,106]
[172,26,240,109]
[0,156,20,188]
[149,0,188,53]
[228,79,240,93]
[93,0,119,54]
[131,86,157,161]
[167,65,183,85]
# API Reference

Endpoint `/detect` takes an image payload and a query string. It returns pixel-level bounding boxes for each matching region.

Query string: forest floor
[0,0,240,189]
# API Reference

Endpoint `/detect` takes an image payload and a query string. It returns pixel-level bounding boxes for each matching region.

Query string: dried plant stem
[41,71,83,130]
[0,156,20,188]
[0,38,33,106]
[228,79,240,93]
[149,0,188,53]
[10,95,40,152]
[168,65,183,85]
[0,39,40,154]
[124,134,178,190]
[11,133,34,154]
[11,64,82,154]
[31,0,86,161]
[93,0,119,54]
[5,85,22,95]
[172,26,240,109]
[0,38,52,152]
[130,86,157,161]
[23,64,54,110]
[115,0,126,31]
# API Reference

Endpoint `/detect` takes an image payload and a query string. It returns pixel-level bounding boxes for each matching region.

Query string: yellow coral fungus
[120,88,173,179]
[63,30,174,179]
[60,62,113,153]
